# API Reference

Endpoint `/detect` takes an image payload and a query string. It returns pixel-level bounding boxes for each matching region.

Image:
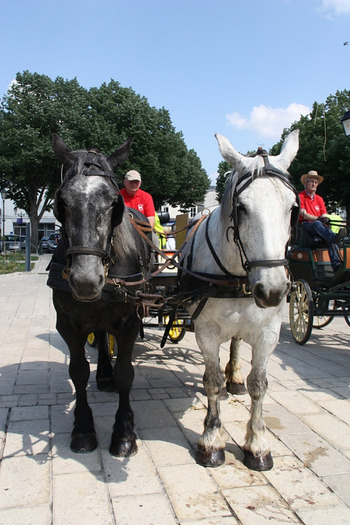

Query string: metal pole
[2,197,5,255]
[25,222,31,271]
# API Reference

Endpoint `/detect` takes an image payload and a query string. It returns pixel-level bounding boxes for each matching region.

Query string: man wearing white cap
[120,170,156,228]
[299,170,346,272]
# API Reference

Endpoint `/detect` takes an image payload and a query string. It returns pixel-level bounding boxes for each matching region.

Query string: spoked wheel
[313,300,336,329]
[164,316,186,343]
[289,279,314,345]
[86,332,98,347]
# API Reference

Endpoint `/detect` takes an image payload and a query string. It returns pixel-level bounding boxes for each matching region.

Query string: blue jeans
[302,220,340,270]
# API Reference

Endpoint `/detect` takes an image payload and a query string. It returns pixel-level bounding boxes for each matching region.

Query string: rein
[59,149,299,313]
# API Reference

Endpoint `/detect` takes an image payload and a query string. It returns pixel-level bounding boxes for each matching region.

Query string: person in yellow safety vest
[154,212,166,249]
[326,211,344,233]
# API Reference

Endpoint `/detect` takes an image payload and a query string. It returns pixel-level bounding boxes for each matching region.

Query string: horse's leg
[243,340,274,471]
[225,337,247,395]
[109,315,139,458]
[57,319,97,453]
[94,331,116,392]
[195,330,226,468]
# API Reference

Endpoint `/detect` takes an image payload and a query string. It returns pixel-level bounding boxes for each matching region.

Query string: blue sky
[1,0,350,182]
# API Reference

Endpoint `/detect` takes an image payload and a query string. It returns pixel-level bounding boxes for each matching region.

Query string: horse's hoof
[243,450,273,471]
[109,438,138,458]
[96,378,117,392]
[226,381,247,395]
[70,432,97,453]
[196,446,225,468]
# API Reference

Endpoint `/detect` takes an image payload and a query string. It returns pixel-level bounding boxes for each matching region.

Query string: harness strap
[65,246,108,258]
[126,213,251,290]
[128,213,207,264]
[205,214,238,278]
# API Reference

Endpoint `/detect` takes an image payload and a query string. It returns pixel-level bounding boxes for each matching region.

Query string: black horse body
[48,134,152,456]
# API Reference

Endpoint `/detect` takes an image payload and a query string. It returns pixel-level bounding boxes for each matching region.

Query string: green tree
[0,73,210,249]
[215,160,231,203]
[0,71,90,249]
[271,89,350,219]
[87,81,209,209]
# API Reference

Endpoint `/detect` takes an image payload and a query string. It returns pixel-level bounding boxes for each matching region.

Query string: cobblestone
[0,254,349,524]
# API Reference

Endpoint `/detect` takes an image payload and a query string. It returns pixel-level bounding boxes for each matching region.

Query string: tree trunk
[29,212,39,253]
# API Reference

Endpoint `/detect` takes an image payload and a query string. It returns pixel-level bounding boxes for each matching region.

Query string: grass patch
[0,252,38,274]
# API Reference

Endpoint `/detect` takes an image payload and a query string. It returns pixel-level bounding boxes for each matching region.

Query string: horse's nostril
[254,282,264,299]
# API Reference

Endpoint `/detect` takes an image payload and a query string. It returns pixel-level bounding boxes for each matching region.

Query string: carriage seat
[291,225,329,250]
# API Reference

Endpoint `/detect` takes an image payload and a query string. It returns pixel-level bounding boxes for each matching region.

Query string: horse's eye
[237,203,246,214]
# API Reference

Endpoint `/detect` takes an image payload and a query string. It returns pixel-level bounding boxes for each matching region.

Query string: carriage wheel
[313,300,336,329]
[289,279,314,345]
[86,332,98,347]
[105,333,117,359]
[164,316,186,343]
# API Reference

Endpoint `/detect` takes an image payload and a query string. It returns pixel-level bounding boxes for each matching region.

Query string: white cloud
[226,103,310,139]
[321,0,350,15]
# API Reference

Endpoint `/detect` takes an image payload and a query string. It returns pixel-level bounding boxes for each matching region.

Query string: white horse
[180,130,299,471]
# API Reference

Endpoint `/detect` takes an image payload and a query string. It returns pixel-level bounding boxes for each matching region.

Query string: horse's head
[52,134,132,302]
[216,130,300,308]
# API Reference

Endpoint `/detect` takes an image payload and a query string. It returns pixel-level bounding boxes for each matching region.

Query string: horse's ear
[107,138,133,170]
[274,130,299,170]
[215,134,255,173]
[52,133,76,168]
[112,194,125,228]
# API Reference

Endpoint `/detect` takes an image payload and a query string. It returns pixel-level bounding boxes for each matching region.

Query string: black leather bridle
[205,150,300,277]
[59,150,120,265]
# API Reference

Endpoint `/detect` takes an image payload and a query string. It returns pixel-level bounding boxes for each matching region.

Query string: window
[189,206,197,218]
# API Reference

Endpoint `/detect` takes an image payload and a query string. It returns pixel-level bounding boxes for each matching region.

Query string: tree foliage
[0,71,210,248]
[215,90,350,219]
[215,160,231,203]
[270,89,350,218]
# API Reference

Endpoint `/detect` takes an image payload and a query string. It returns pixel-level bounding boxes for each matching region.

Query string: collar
[305,190,316,200]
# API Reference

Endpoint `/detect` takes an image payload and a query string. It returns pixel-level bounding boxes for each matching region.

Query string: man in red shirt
[120,170,156,229]
[299,170,346,271]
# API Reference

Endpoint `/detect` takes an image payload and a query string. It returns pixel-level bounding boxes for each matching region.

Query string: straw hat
[300,170,324,185]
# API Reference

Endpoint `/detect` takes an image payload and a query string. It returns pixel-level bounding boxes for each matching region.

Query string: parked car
[38,236,50,253]
[3,234,25,251]
[19,236,27,250]
[47,232,61,253]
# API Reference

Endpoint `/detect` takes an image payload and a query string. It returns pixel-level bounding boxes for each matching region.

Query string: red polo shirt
[120,188,155,218]
[299,190,327,221]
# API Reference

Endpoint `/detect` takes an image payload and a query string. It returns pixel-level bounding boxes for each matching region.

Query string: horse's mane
[111,210,151,271]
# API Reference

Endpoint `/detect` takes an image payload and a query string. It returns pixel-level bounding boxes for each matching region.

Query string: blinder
[112,194,125,228]
[228,150,300,273]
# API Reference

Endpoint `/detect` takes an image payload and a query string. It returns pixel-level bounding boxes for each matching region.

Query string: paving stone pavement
[0,254,350,525]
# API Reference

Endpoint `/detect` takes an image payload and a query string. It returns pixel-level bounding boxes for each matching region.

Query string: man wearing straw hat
[299,170,347,272]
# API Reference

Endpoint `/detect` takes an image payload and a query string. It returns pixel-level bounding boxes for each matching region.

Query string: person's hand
[318,216,330,227]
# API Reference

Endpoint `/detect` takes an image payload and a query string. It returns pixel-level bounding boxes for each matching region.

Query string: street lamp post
[341,111,350,136]
[1,190,6,254]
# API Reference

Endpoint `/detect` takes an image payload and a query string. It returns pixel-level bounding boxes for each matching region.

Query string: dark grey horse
[48,134,152,457]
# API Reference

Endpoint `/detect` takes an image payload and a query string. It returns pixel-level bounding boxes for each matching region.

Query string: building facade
[0,199,57,239]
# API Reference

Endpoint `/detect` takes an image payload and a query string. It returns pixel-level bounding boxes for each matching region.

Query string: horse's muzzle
[252,279,291,309]
[69,269,105,302]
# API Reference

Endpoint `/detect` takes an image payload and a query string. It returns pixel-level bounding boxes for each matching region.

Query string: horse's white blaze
[64,176,115,301]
